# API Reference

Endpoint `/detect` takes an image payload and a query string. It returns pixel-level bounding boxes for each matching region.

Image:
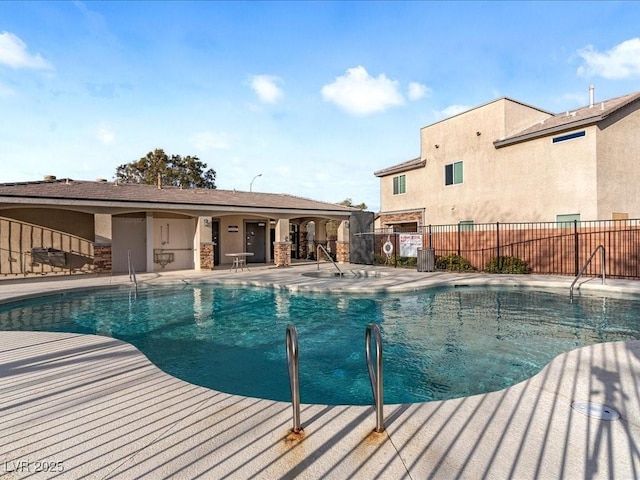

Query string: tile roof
[495,90,640,147]
[373,157,426,177]
[0,178,356,213]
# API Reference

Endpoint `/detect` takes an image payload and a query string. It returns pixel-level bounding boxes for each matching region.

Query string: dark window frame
[552,131,586,143]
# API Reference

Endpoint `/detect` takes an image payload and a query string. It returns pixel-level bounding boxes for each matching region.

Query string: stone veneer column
[273,218,292,267]
[273,241,292,267]
[336,219,350,263]
[336,241,349,263]
[94,213,112,274]
[200,243,214,270]
[93,245,112,273]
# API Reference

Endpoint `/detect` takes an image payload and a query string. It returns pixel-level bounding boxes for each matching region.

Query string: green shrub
[396,256,417,268]
[374,254,417,268]
[485,255,530,274]
[435,254,475,272]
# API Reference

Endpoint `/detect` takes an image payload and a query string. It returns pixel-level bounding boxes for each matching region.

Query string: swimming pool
[1,284,638,405]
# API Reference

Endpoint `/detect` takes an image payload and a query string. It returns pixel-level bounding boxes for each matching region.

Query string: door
[212,220,220,266]
[112,217,147,273]
[290,223,299,259]
[245,221,266,263]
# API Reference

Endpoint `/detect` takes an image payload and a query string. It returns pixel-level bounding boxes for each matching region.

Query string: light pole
[250,173,262,192]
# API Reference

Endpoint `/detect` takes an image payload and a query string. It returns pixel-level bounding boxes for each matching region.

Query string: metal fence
[374,219,640,279]
[0,217,94,277]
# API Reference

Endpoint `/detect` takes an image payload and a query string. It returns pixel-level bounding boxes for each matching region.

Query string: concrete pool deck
[1,264,639,479]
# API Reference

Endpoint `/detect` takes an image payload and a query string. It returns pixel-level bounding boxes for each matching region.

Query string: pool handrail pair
[127,249,138,296]
[365,324,384,433]
[286,325,302,433]
[285,323,384,434]
[570,244,605,303]
[316,243,343,275]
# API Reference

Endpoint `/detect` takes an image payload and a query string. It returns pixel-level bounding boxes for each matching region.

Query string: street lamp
[250,173,262,192]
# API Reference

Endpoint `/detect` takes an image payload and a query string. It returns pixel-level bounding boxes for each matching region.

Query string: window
[445,161,463,185]
[556,213,581,227]
[459,220,474,232]
[393,174,406,195]
[552,131,586,143]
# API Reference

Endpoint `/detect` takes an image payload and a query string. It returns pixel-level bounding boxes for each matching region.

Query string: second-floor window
[445,161,463,185]
[393,174,406,195]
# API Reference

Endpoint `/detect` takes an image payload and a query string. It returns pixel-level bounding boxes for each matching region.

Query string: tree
[115,148,217,189]
[338,198,367,211]
[326,198,368,237]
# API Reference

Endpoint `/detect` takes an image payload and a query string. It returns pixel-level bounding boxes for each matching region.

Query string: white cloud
[96,125,115,145]
[189,132,231,151]
[407,82,430,101]
[0,31,54,70]
[562,92,589,106]
[439,105,471,119]
[321,66,404,115]
[577,38,640,79]
[274,164,292,177]
[0,81,13,96]
[250,75,284,103]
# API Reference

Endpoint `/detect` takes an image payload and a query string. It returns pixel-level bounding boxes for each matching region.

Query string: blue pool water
[1,284,639,405]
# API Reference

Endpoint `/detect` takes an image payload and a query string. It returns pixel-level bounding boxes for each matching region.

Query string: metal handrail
[316,244,342,274]
[127,249,138,295]
[286,324,302,433]
[365,323,384,433]
[570,244,606,302]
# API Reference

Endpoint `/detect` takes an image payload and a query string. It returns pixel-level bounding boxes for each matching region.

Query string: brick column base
[94,245,112,274]
[336,241,349,263]
[200,243,214,270]
[273,242,292,267]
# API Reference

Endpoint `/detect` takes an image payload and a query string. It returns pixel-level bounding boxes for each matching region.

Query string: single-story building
[0,176,359,275]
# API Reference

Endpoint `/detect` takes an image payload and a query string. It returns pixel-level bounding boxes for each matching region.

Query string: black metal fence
[373,219,640,279]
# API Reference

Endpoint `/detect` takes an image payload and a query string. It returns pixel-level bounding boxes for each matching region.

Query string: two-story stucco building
[375,87,640,230]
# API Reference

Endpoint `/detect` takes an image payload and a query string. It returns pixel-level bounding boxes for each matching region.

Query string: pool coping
[1,264,639,478]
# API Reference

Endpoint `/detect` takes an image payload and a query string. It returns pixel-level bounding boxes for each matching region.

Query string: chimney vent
[589,84,595,108]
[157,172,162,189]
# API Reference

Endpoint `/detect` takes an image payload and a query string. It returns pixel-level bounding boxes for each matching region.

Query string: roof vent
[44,175,57,181]
[96,178,108,183]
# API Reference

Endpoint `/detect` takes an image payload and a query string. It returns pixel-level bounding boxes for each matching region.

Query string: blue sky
[1,1,640,212]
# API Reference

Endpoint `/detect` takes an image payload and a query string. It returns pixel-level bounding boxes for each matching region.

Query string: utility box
[349,211,375,265]
[31,247,68,268]
[417,248,435,272]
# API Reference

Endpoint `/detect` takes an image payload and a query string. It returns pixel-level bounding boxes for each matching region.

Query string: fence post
[496,222,501,272]
[428,225,432,249]
[457,223,461,257]
[574,220,579,276]
[393,232,398,268]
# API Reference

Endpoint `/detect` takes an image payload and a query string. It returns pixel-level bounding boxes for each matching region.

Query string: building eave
[374,159,426,178]
[493,115,602,149]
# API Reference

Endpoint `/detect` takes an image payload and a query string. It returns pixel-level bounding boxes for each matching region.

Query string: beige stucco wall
[596,103,640,219]
[217,215,259,264]
[0,208,95,240]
